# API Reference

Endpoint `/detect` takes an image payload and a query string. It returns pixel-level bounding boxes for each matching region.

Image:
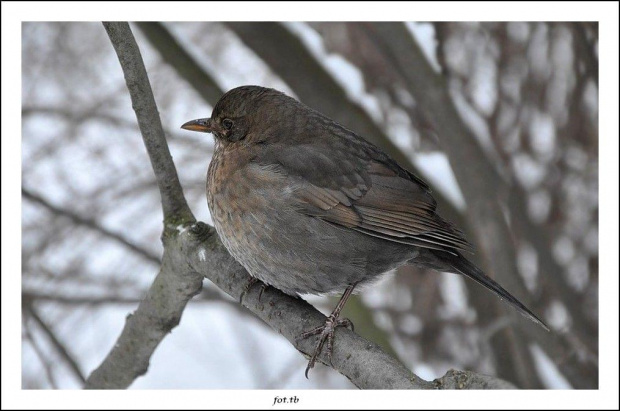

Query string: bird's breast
[206,147,287,272]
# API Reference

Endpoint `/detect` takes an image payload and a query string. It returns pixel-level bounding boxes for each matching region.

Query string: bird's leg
[296,283,357,378]
[239,277,269,303]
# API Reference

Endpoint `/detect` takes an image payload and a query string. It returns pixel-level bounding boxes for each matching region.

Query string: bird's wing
[253,143,472,253]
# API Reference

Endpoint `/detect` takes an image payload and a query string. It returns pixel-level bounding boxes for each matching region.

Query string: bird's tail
[435,250,550,331]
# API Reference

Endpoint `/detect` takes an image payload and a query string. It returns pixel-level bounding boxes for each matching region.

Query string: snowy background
[21,22,599,389]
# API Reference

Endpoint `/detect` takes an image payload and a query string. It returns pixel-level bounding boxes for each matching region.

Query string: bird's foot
[239,277,268,303]
[296,314,354,378]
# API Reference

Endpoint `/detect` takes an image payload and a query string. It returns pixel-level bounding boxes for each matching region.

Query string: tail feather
[436,251,550,331]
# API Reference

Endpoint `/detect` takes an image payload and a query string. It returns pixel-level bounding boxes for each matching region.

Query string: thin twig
[25,305,86,384]
[22,187,161,265]
[23,319,59,389]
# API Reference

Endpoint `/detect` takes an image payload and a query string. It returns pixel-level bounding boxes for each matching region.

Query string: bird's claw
[296,315,354,378]
[239,277,268,304]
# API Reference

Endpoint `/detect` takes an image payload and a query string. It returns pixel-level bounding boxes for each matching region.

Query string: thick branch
[83,243,204,389]
[435,369,516,389]
[361,23,599,389]
[102,22,194,227]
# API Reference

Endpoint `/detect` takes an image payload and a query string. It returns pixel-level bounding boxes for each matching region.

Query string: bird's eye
[222,119,234,130]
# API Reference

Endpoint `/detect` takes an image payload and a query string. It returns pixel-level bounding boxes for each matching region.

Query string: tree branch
[102,21,194,227]
[23,288,256,323]
[22,104,202,150]
[364,22,599,389]
[83,235,204,389]
[84,22,202,389]
[434,369,516,389]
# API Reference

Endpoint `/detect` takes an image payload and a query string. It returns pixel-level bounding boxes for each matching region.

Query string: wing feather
[252,135,472,253]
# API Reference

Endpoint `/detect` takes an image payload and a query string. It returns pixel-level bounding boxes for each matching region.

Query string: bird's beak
[181,118,215,133]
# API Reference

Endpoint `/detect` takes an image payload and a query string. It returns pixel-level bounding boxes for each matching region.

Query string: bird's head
[181,85,293,145]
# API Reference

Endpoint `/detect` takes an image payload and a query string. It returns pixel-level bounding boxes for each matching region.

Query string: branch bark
[84,21,519,390]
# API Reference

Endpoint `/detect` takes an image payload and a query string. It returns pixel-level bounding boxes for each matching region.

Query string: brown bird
[182,85,548,376]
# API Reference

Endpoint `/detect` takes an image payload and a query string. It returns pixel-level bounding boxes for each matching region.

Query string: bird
[181,85,549,377]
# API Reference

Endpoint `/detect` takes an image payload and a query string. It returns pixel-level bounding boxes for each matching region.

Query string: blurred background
[21,22,598,389]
